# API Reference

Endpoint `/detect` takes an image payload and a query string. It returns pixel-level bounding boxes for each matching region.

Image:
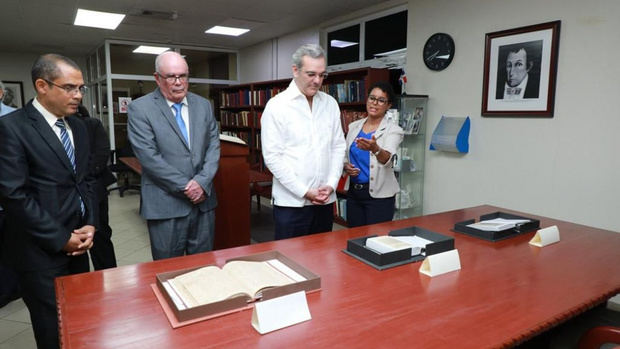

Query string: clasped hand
[62,225,95,256]
[184,179,206,204]
[344,163,360,177]
[304,185,333,205]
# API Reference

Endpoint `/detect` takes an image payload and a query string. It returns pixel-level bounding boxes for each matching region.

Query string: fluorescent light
[74,9,125,30]
[330,40,359,48]
[205,26,250,37]
[133,46,171,55]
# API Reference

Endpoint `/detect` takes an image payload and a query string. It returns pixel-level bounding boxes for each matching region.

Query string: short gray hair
[0,80,5,92]
[292,44,325,69]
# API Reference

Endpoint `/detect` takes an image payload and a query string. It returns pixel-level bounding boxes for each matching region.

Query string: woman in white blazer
[343,82,404,227]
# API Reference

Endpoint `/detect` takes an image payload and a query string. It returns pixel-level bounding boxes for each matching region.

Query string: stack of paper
[365,235,432,256]
[466,218,530,231]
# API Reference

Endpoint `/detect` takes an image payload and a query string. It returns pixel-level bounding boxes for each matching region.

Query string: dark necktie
[55,119,85,216]
[172,102,189,145]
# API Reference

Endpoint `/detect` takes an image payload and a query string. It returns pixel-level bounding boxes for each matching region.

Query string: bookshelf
[218,79,289,170]
[217,67,390,226]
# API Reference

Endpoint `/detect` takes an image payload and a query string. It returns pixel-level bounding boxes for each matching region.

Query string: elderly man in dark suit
[128,51,220,260]
[0,54,96,349]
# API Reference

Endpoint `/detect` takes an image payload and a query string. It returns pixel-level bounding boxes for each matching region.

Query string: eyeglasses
[157,73,189,83]
[368,95,388,105]
[303,71,328,80]
[44,79,88,95]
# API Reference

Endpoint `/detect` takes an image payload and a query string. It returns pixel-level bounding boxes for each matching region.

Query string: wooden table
[55,205,620,348]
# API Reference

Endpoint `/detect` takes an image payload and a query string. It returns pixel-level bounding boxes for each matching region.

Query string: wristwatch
[373,148,382,156]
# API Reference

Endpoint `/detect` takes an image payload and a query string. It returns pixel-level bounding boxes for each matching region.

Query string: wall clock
[423,33,455,71]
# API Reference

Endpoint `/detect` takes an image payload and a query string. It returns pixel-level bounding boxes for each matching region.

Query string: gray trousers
[146,207,215,260]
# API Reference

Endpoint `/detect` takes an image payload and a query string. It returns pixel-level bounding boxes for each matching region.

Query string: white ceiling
[1,0,391,56]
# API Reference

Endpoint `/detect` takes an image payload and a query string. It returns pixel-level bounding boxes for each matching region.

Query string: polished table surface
[55,205,620,348]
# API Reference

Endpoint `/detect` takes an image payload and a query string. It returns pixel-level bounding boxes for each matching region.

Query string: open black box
[343,226,455,270]
[453,211,540,242]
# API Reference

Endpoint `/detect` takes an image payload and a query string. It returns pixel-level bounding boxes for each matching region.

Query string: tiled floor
[0,192,617,348]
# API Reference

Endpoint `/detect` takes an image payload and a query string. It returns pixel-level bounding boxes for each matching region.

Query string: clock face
[423,33,455,71]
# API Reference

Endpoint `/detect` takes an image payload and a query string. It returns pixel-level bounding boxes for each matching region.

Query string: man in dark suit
[76,105,118,270]
[128,51,220,260]
[0,54,96,349]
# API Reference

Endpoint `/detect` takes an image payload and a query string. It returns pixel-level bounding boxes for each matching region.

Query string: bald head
[154,51,190,103]
[155,51,187,74]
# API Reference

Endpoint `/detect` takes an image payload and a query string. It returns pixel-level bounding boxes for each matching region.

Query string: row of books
[321,79,366,104]
[221,109,366,136]
[219,110,266,129]
[340,110,367,134]
[220,110,252,127]
[220,78,367,108]
[220,86,285,107]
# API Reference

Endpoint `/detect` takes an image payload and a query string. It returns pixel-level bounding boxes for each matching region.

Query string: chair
[578,326,620,349]
[107,147,141,197]
[248,169,272,211]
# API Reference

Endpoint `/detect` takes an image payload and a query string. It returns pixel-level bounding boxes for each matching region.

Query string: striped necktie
[55,119,85,216]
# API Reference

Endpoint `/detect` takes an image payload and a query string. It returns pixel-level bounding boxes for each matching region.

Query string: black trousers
[346,184,395,228]
[20,255,89,349]
[89,197,117,270]
[273,204,334,240]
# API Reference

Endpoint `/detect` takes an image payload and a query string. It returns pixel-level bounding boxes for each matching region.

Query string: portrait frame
[2,81,25,109]
[481,21,561,117]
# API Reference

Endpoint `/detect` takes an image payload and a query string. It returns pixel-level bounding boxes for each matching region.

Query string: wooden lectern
[213,139,250,249]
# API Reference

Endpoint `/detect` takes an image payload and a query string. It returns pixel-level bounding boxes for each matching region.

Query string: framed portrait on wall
[2,81,25,108]
[481,21,561,117]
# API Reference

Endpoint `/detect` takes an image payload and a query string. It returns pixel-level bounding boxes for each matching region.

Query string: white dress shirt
[261,80,346,207]
[33,97,74,146]
[0,102,16,116]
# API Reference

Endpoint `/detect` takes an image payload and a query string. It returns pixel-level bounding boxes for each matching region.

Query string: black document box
[453,211,540,242]
[343,226,455,270]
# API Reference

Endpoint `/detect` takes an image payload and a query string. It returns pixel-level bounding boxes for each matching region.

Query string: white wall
[239,28,320,83]
[406,0,620,232]
[0,52,38,103]
[239,40,276,83]
[0,52,87,105]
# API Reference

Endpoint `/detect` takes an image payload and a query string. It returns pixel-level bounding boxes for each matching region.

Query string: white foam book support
[419,249,461,277]
[529,225,560,247]
[251,291,311,335]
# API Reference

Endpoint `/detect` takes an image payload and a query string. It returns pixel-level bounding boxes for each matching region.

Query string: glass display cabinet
[393,94,428,220]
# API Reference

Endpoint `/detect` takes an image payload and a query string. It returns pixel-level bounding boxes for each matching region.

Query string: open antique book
[165,259,306,309]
